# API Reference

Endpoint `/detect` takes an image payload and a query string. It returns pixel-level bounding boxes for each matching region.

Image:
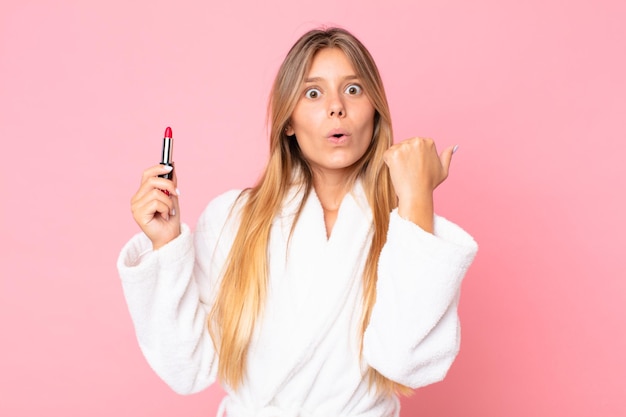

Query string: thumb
[440,144,458,175]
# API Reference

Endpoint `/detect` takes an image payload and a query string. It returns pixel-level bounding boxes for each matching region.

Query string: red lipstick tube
[159,126,173,180]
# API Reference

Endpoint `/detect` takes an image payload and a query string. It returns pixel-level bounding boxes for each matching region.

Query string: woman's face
[286,47,375,178]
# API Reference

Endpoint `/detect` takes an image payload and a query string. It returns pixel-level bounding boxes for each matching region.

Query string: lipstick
[159,126,173,180]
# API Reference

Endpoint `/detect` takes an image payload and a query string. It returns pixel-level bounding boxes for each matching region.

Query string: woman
[118,27,478,417]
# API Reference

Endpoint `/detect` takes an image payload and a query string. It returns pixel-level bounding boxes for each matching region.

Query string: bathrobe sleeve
[116,190,241,394]
[363,210,478,389]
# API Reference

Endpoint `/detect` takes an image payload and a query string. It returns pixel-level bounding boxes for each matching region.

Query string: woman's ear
[285,124,295,136]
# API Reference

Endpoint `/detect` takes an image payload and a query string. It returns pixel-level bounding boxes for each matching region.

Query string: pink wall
[1,0,624,416]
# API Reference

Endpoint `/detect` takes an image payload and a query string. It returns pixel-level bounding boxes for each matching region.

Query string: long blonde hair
[208,27,411,396]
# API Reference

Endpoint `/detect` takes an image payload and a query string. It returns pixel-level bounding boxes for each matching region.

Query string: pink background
[1,0,625,416]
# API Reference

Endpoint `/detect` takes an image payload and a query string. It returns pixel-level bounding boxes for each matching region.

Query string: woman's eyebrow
[304,75,359,83]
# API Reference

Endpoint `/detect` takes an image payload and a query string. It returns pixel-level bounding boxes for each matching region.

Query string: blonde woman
[118,27,478,417]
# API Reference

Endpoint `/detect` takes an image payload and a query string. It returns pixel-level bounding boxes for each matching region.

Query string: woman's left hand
[383,137,456,232]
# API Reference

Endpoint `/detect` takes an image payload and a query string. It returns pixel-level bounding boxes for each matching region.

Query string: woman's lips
[328,135,348,144]
[326,129,350,143]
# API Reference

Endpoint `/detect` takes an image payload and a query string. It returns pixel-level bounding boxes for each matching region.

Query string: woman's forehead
[305,48,357,79]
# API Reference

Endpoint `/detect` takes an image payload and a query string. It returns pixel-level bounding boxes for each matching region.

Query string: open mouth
[328,133,348,143]
[326,129,350,142]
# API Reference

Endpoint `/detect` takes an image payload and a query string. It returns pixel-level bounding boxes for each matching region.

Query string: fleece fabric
[117,182,478,417]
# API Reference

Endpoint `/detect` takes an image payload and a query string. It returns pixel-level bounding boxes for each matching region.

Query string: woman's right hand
[130,164,181,250]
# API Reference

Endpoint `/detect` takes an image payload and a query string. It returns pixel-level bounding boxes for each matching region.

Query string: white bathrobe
[117,181,478,417]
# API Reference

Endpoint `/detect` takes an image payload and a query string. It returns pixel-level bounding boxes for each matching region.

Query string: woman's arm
[117,189,241,394]
[362,211,478,388]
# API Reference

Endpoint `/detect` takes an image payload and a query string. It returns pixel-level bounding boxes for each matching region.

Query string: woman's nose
[328,94,345,118]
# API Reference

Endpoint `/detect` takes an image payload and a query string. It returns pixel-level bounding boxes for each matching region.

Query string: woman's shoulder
[208,189,247,210]
[197,189,248,232]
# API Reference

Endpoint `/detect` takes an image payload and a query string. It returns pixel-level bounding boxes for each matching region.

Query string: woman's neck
[312,169,353,238]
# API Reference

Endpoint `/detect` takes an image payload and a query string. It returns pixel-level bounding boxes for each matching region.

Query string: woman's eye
[305,88,321,99]
[345,84,362,95]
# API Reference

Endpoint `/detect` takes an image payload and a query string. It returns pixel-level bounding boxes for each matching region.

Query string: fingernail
[175,188,181,196]
[452,145,459,154]
[163,165,173,172]
[171,208,176,216]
